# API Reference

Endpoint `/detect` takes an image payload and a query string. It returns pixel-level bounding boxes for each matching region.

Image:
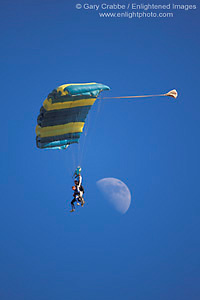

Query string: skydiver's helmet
[72,186,76,191]
[75,166,81,175]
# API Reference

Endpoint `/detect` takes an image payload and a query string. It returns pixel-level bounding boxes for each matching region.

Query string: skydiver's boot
[70,208,75,212]
[81,198,85,207]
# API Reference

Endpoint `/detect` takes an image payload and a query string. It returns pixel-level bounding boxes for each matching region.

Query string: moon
[96,178,131,214]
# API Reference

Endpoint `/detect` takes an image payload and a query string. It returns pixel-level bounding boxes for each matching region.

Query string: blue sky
[1,0,200,299]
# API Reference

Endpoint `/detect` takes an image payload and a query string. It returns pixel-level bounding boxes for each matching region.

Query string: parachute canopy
[36,83,110,149]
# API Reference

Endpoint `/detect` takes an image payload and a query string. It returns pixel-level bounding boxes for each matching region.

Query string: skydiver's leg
[77,193,81,203]
[76,196,80,206]
[74,193,80,206]
[80,197,85,207]
[71,198,76,211]
[79,192,85,206]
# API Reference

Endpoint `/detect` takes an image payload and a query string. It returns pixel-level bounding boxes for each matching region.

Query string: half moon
[96,178,131,214]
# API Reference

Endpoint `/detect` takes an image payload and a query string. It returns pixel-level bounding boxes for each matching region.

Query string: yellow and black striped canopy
[36,83,110,149]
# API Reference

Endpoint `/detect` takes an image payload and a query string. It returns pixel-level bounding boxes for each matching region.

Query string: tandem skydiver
[70,167,85,212]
